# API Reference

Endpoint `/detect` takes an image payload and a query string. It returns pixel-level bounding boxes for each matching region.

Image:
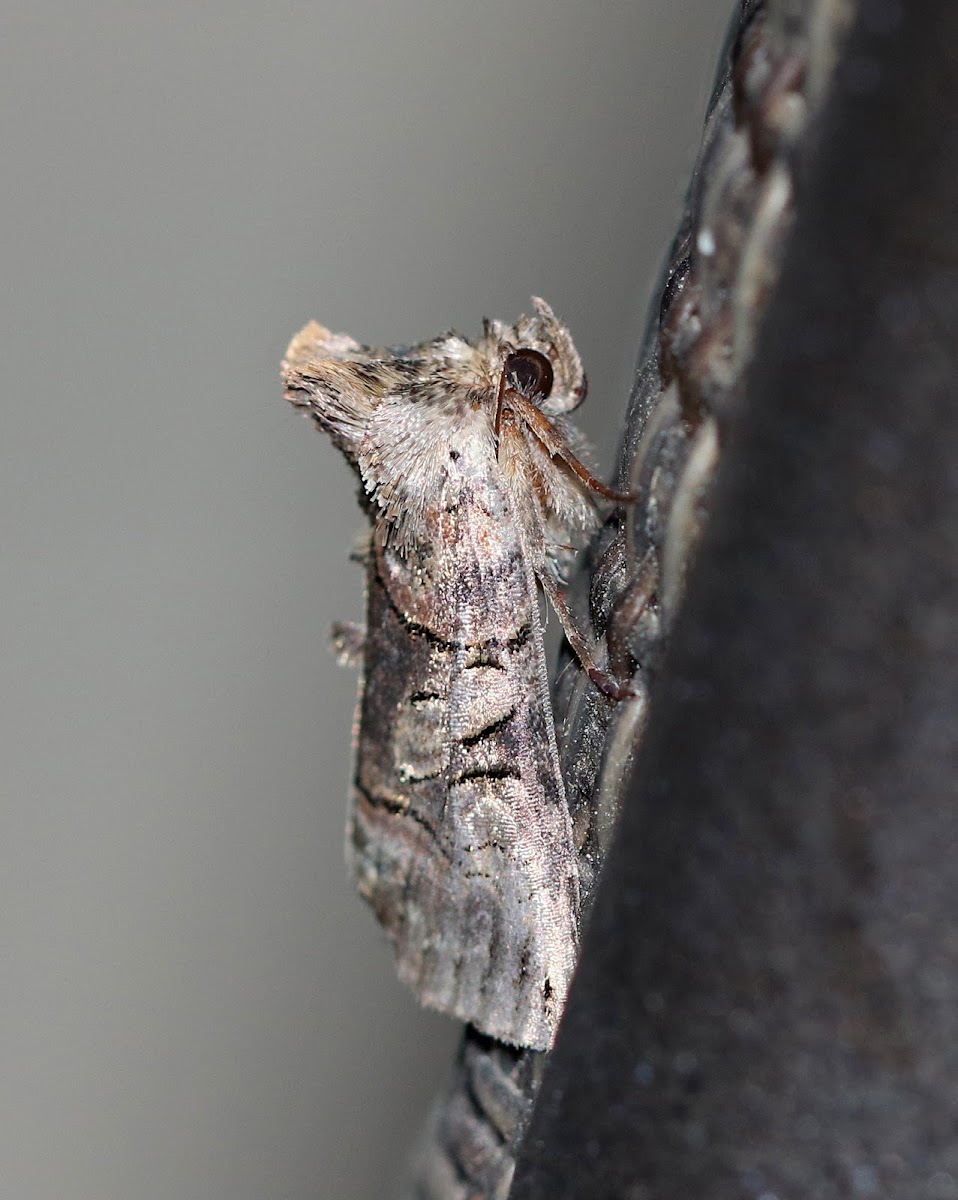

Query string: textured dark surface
[404,1,846,1193]
[512,0,958,1196]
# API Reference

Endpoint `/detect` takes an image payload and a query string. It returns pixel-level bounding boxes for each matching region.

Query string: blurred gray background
[2,3,730,1197]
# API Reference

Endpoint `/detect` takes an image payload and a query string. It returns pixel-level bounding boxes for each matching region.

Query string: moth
[283,299,629,1050]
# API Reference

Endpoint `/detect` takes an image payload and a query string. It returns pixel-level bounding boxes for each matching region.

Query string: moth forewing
[354,563,579,1050]
[283,299,610,1050]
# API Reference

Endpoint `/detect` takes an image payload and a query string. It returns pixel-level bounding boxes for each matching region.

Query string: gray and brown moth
[282,299,629,1051]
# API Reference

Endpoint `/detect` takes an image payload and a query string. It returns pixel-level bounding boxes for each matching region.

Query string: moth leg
[503,388,637,504]
[330,621,365,668]
[539,574,636,702]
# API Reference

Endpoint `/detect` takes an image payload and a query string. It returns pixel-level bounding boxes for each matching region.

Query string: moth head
[484,297,587,417]
[282,304,598,556]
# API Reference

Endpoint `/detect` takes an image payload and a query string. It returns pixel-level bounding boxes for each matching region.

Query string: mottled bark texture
[513,0,958,1196]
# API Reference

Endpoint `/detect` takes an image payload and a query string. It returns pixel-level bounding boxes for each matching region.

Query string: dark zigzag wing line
[350,569,579,1051]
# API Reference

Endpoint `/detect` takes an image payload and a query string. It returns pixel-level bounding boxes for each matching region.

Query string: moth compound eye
[505,349,554,401]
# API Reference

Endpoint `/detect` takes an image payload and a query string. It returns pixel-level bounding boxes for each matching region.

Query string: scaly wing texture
[352,562,579,1052]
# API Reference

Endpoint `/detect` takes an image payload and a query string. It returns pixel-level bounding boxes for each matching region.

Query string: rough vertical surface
[512,1,958,1196]
[407,0,865,1194]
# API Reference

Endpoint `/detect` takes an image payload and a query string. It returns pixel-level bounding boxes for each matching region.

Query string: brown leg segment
[538,573,636,703]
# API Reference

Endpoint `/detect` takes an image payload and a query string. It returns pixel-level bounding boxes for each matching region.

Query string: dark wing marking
[350,569,579,1050]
